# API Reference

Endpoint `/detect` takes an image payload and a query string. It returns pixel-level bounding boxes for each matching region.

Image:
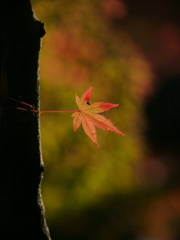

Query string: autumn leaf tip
[83,86,93,102]
[117,130,125,136]
[100,102,119,111]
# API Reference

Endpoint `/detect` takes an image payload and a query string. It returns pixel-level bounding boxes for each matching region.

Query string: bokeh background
[32,0,180,239]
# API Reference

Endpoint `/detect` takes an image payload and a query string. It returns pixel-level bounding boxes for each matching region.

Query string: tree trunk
[0,1,51,239]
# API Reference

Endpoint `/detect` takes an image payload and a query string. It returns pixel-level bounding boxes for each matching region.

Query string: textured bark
[0,1,51,239]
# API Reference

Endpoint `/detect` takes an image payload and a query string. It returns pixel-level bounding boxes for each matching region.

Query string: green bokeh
[32,0,180,239]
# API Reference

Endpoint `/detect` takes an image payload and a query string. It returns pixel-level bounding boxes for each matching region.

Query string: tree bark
[0,1,51,239]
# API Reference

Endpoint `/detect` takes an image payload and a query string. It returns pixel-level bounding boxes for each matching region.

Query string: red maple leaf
[72,86,125,147]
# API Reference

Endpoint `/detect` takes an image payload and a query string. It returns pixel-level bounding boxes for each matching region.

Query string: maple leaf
[72,86,125,147]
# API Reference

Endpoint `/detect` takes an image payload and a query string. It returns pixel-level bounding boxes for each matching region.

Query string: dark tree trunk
[0,1,51,239]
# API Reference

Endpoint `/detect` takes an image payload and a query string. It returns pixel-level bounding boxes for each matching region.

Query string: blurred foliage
[32,0,180,239]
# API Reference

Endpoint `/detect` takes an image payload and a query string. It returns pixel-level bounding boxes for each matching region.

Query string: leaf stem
[39,110,79,114]
[8,96,34,109]
[6,97,80,114]
[2,107,79,114]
